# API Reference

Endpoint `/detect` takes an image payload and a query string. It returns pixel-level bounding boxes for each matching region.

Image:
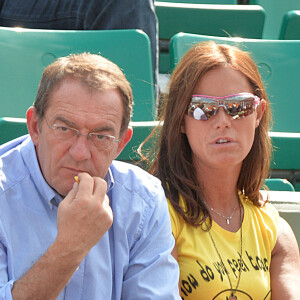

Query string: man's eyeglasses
[44,117,120,150]
[188,92,261,121]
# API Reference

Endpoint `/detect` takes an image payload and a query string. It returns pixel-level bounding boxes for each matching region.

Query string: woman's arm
[270,216,300,299]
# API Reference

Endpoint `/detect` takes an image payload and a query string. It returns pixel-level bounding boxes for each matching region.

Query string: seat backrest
[269,132,300,171]
[0,27,155,122]
[280,10,300,39]
[156,2,265,40]
[155,2,265,73]
[170,33,300,133]
[249,0,300,39]
[0,117,28,145]
[265,178,295,191]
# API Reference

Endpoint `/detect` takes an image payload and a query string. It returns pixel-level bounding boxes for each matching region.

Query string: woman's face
[182,66,264,173]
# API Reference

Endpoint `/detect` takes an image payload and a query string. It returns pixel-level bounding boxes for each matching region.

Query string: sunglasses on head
[188,92,261,121]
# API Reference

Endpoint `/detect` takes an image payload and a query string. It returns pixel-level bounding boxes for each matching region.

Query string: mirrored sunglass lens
[225,99,255,118]
[188,102,218,120]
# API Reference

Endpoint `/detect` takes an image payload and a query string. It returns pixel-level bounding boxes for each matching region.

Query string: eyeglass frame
[43,116,120,149]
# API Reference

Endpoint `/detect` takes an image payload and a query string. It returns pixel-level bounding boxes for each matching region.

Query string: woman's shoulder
[242,193,280,250]
[241,191,279,221]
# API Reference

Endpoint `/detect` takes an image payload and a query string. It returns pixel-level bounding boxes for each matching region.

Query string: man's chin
[53,180,74,198]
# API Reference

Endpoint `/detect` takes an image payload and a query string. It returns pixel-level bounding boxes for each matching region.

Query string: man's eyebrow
[92,125,116,134]
[53,116,77,128]
[54,116,116,134]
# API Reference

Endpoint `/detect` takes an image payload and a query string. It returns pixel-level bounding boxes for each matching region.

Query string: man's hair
[34,52,133,134]
[148,41,272,227]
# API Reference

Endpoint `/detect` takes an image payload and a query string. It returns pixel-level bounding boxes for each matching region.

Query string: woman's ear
[26,107,40,146]
[255,99,266,128]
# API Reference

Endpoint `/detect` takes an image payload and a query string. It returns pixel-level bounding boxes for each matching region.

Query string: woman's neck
[196,164,241,210]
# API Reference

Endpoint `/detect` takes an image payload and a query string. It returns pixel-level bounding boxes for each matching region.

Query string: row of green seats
[155,2,265,74]
[1,117,299,191]
[0,27,155,122]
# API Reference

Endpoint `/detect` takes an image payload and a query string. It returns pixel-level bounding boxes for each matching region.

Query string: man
[0,53,180,299]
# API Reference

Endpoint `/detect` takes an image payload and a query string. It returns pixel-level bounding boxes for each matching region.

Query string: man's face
[28,78,131,196]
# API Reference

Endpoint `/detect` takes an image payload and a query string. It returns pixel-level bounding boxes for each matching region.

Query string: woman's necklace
[203,198,238,225]
[207,201,243,300]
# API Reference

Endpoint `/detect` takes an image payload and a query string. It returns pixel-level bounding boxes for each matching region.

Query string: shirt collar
[105,166,114,193]
[21,137,59,208]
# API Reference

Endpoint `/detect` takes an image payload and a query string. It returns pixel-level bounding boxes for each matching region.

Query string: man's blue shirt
[0,135,180,299]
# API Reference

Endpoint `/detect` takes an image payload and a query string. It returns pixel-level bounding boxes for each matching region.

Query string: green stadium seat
[249,0,300,39]
[265,178,295,191]
[280,10,300,39]
[170,33,300,133]
[0,27,155,122]
[155,2,265,73]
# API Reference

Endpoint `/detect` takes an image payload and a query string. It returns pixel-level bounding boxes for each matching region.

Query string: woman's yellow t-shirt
[168,194,279,300]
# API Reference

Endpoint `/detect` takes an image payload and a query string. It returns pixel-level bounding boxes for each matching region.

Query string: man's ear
[26,107,40,146]
[255,99,266,128]
[115,127,133,158]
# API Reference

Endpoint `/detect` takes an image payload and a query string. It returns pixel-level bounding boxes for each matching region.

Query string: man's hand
[12,173,113,300]
[56,172,113,261]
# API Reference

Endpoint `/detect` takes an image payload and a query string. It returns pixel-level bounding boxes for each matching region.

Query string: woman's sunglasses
[187,92,261,121]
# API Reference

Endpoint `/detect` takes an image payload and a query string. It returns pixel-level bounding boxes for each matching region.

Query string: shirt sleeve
[167,199,179,239]
[0,242,14,300]
[121,185,181,300]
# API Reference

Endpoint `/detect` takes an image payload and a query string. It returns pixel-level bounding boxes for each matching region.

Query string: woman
[141,41,300,299]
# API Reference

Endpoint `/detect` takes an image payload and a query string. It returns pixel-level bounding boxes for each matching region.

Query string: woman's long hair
[140,41,272,227]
